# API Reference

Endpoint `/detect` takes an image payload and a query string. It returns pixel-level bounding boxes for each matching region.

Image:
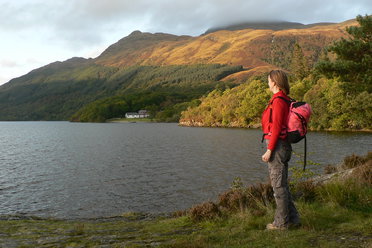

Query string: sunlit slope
[95,20,356,70]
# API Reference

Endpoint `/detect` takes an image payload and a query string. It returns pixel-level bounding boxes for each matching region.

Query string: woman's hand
[262,149,272,162]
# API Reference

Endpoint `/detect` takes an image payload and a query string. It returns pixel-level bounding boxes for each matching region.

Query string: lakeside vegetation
[179,76,372,130]
[180,15,372,131]
[1,152,371,247]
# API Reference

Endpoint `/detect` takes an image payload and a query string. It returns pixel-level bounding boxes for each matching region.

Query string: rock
[311,166,356,185]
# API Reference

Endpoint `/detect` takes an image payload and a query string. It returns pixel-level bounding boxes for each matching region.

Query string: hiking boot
[266,223,287,230]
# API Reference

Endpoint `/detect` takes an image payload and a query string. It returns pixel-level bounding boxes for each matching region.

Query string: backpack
[268,96,312,171]
[275,96,312,144]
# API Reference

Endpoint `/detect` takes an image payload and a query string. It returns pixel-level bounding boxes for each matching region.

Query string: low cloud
[1,0,370,47]
[0,59,19,68]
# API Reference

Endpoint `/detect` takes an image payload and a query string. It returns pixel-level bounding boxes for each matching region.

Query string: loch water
[0,122,370,219]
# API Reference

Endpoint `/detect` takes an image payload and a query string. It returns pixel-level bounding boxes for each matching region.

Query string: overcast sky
[0,0,370,85]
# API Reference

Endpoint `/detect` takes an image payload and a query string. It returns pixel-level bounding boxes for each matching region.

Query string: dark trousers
[266,139,300,227]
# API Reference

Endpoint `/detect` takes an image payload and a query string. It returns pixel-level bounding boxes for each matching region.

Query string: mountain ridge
[92,19,356,69]
[4,18,357,87]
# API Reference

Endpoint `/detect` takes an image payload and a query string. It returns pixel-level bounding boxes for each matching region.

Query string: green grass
[1,197,371,247]
[163,201,371,248]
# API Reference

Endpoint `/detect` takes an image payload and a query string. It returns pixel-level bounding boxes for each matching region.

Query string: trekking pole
[303,136,307,171]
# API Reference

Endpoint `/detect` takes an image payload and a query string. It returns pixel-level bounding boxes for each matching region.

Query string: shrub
[217,183,274,215]
[218,190,249,213]
[246,183,274,208]
[324,164,337,174]
[351,160,372,186]
[173,210,188,218]
[291,180,317,202]
[230,177,244,191]
[289,167,317,185]
[189,201,221,222]
[342,153,366,169]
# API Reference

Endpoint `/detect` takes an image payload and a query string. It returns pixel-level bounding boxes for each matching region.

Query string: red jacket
[261,90,290,151]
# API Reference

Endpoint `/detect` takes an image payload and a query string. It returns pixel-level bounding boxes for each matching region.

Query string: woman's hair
[269,70,290,95]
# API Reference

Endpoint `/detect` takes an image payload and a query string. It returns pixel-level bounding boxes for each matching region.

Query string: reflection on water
[0,122,370,218]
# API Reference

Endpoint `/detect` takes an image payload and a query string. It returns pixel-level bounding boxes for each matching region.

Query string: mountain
[93,19,355,71]
[0,19,358,121]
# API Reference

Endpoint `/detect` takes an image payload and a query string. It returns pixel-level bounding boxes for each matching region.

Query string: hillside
[0,19,358,121]
[0,64,242,121]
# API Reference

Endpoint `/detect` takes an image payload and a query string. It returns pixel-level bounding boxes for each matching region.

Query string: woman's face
[268,76,276,93]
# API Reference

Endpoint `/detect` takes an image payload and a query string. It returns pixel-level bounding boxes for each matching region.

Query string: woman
[261,70,300,230]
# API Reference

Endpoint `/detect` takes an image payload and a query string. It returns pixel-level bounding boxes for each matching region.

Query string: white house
[125,110,150,118]
[125,112,139,118]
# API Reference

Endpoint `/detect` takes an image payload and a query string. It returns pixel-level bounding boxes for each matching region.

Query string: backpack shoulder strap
[275,96,292,103]
[271,96,292,106]
[267,96,292,123]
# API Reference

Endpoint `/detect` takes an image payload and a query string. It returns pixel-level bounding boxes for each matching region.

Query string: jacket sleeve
[267,98,288,151]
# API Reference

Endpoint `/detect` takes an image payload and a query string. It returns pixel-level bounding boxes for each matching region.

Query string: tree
[315,15,372,93]
[304,78,372,130]
[290,43,310,81]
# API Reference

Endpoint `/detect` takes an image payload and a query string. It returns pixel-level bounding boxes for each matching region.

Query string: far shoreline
[106,118,157,123]
[178,121,372,133]
[1,120,370,132]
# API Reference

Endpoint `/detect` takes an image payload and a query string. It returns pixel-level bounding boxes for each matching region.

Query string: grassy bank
[1,153,371,247]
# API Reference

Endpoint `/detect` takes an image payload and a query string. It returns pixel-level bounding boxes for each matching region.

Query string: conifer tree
[315,15,371,93]
[290,43,310,81]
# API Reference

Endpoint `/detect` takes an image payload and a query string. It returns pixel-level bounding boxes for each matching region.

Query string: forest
[69,64,241,122]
